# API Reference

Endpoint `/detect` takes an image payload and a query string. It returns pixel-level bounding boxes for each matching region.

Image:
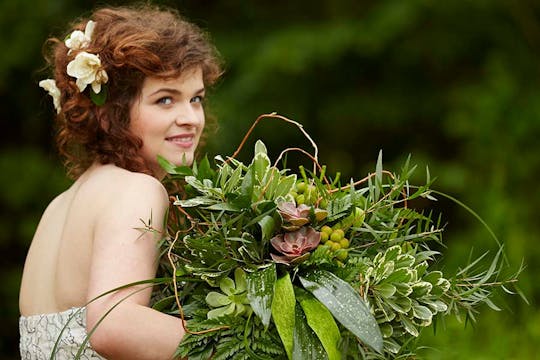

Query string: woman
[19,5,221,359]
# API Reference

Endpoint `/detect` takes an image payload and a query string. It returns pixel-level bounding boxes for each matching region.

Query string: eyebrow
[148,87,205,97]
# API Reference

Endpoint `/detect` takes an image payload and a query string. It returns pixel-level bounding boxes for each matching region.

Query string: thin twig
[273,147,331,187]
[226,112,319,174]
[329,170,395,193]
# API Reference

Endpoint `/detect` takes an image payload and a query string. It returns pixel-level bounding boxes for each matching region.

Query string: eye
[190,95,204,104]
[157,97,173,105]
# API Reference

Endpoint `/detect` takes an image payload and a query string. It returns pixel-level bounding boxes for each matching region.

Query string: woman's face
[129,68,205,179]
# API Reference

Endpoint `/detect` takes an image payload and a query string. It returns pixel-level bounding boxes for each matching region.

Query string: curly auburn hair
[44,4,222,178]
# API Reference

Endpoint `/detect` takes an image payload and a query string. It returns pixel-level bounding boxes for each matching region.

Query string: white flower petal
[97,69,108,84]
[75,78,87,92]
[84,20,95,40]
[67,52,106,93]
[39,79,57,93]
[91,81,101,94]
[65,20,95,52]
[65,30,84,49]
[39,79,62,113]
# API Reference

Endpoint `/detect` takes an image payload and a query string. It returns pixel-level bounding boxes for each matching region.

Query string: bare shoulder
[41,190,70,217]
[78,165,169,230]
[86,165,168,205]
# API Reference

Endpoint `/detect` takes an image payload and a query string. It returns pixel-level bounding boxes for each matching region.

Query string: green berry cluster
[319,225,350,261]
[290,181,323,206]
[316,206,366,261]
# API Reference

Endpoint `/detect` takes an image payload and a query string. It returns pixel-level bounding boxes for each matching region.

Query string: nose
[174,103,203,128]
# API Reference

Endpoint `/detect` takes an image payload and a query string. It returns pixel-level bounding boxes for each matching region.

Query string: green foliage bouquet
[155,114,520,360]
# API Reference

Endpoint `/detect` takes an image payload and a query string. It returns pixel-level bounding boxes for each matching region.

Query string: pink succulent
[270,226,321,265]
[277,201,311,229]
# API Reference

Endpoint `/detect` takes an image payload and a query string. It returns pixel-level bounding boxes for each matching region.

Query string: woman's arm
[86,172,184,360]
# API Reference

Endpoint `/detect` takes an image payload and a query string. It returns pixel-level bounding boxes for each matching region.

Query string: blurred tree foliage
[1,0,538,358]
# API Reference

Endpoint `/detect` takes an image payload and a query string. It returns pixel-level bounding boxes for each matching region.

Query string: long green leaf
[247,264,276,327]
[296,289,341,360]
[375,150,383,200]
[299,270,383,353]
[292,304,328,360]
[272,272,296,359]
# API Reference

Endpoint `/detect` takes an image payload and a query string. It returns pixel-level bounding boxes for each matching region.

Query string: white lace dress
[19,307,106,359]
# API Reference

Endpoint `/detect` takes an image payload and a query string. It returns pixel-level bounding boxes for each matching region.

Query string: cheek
[196,115,206,143]
[130,109,161,139]
[199,112,206,132]
[128,104,142,136]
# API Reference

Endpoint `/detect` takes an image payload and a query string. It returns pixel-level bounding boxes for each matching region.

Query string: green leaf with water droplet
[247,264,276,328]
[300,270,383,353]
[292,304,328,360]
[296,290,341,360]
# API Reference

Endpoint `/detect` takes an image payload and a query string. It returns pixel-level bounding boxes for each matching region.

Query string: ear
[94,106,110,132]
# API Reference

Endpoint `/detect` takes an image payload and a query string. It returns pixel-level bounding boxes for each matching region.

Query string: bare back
[19,163,165,316]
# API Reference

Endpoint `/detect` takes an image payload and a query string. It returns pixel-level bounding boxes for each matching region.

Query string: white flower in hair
[66,52,108,93]
[39,79,61,113]
[65,20,95,54]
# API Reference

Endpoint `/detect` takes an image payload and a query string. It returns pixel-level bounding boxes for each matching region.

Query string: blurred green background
[1,0,538,358]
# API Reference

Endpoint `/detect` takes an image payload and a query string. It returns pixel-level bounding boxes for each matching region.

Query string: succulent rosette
[277,201,311,230]
[270,226,320,264]
[205,268,251,319]
[154,115,519,360]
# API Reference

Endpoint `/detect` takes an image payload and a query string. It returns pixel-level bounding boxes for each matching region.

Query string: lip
[165,133,196,149]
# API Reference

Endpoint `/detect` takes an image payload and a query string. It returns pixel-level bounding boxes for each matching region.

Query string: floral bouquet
[154,114,519,360]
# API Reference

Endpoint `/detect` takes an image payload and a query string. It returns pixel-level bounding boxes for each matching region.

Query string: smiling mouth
[166,134,195,148]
